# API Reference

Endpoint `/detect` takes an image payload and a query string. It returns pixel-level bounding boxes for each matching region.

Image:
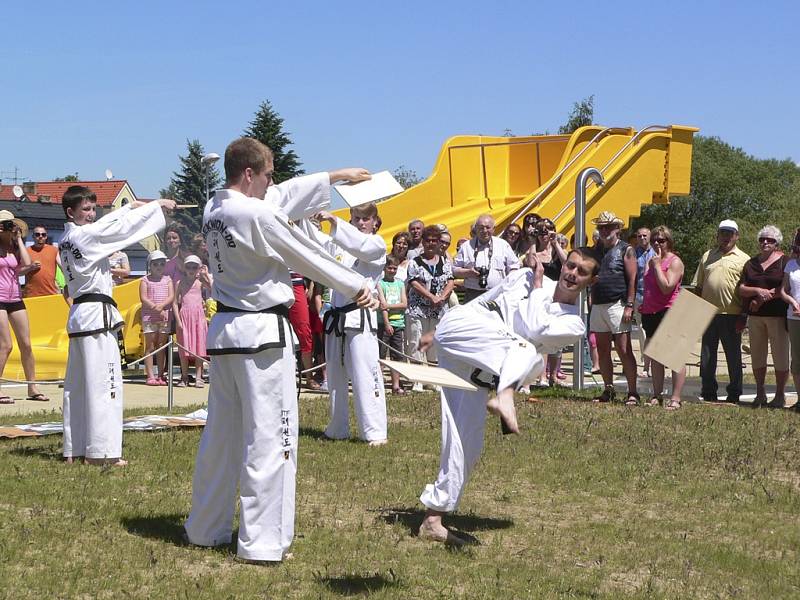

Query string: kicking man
[417,246,600,544]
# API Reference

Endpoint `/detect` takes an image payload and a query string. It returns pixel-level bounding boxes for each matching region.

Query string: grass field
[1,389,800,599]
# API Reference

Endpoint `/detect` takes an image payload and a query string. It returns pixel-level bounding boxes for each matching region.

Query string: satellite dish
[12,185,23,199]
[105,169,113,180]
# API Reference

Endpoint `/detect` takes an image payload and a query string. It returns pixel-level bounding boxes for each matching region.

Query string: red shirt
[25,244,59,297]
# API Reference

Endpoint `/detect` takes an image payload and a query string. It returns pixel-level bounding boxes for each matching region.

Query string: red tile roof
[0,181,133,206]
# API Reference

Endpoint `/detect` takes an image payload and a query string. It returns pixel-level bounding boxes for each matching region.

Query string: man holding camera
[453,214,519,302]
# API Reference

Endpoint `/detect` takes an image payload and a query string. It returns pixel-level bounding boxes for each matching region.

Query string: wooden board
[643,289,718,373]
[380,359,478,391]
[335,171,404,206]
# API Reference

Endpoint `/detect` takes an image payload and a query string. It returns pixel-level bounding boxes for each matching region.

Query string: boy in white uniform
[417,247,600,544]
[184,138,374,563]
[59,186,175,466]
[313,205,388,445]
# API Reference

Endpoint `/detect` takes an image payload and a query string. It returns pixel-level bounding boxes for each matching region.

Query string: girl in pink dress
[140,250,174,385]
[174,255,210,387]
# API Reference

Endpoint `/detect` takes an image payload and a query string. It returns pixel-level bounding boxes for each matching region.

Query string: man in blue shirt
[634,228,656,377]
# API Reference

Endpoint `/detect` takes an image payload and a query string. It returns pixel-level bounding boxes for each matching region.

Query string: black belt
[74,293,118,308]
[69,293,120,338]
[216,302,289,318]
[323,302,359,337]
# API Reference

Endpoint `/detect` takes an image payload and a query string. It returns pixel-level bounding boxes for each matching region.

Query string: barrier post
[167,335,174,412]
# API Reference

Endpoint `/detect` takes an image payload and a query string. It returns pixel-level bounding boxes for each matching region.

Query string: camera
[475,266,490,289]
[1,221,14,232]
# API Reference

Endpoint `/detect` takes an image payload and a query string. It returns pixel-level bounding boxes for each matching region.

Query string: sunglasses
[33,232,48,237]
[1,221,14,231]
[652,238,666,244]
[758,237,777,244]
[505,230,520,236]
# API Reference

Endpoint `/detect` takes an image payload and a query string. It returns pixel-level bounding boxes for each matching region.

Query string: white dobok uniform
[59,202,166,459]
[185,174,366,562]
[316,219,387,441]
[420,269,585,513]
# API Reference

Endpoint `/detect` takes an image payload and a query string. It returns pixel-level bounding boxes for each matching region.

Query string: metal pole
[167,335,174,411]
[573,167,604,392]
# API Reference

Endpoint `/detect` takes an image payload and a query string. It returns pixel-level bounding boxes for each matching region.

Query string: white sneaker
[411,382,424,393]
[319,380,329,392]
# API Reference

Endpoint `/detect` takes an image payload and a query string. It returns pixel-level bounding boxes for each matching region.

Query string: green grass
[1,391,800,598]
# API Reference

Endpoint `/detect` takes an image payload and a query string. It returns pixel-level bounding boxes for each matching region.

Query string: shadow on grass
[299,427,330,440]
[375,506,512,544]
[317,571,401,596]
[121,513,235,554]
[9,444,63,461]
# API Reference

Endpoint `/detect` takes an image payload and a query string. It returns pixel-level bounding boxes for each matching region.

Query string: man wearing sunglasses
[24,224,62,298]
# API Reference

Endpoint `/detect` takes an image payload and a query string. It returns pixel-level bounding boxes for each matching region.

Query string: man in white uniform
[59,186,175,466]
[418,247,600,544]
[184,137,374,564]
[453,214,520,302]
[313,204,388,445]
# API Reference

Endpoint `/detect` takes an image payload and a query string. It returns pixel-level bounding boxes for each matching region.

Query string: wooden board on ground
[643,289,717,373]
[380,359,477,391]
[335,171,404,206]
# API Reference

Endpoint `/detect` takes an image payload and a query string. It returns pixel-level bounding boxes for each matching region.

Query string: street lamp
[201,152,220,203]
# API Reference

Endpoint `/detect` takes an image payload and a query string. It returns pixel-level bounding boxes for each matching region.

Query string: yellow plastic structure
[333,124,698,246]
[13,125,697,379]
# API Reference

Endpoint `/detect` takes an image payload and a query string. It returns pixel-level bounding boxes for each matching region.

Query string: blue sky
[3,1,798,198]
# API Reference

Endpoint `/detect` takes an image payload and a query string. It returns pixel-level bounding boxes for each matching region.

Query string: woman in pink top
[0,215,47,403]
[639,225,685,409]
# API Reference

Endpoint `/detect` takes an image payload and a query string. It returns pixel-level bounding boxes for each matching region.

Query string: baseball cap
[148,250,168,263]
[718,219,738,232]
[183,254,202,266]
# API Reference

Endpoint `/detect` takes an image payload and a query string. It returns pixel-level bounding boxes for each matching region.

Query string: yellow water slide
[15,125,697,380]
[334,124,698,245]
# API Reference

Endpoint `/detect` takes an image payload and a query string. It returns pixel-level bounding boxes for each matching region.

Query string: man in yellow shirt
[691,219,750,403]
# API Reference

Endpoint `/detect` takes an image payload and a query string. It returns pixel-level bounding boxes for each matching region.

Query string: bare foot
[418,519,464,546]
[65,456,84,465]
[85,457,128,467]
[486,389,519,434]
[367,439,387,447]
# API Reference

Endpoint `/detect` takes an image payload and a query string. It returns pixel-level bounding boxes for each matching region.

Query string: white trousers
[419,305,543,513]
[63,331,123,459]
[324,323,387,441]
[406,314,439,364]
[185,338,297,562]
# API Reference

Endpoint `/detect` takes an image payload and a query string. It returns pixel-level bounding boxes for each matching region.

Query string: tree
[558,95,595,134]
[631,135,800,279]
[392,165,423,189]
[244,100,304,184]
[53,173,79,182]
[165,139,221,232]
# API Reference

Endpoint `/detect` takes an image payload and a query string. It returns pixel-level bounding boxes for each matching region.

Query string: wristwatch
[625,301,634,308]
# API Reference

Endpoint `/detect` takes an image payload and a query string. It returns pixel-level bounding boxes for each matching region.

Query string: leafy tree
[165,139,221,232]
[244,100,304,183]
[558,95,595,134]
[631,135,800,280]
[392,165,423,189]
[53,173,79,182]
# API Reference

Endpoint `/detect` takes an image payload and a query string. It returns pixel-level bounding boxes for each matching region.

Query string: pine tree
[244,100,304,183]
[166,139,221,232]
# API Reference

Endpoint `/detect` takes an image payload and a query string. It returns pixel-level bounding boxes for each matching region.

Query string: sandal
[145,378,160,386]
[26,393,50,402]
[592,385,616,403]
[0,395,14,404]
[625,391,641,406]
[648,395,662,407]
[194,382,205,389]
[176,380,187,388]
[392,388,406,395]
[665,399,682,411]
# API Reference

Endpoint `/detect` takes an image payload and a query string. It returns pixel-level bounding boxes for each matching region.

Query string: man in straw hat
[588,211,640,404]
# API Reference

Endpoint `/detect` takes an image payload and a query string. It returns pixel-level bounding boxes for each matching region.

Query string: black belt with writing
[216,302,290,318]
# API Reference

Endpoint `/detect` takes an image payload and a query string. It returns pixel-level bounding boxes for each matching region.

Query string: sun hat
[718,219,738,232]
[147,250,168,263]
[590,211,624,227]
[0,209,29,238]
[183,254,202,266]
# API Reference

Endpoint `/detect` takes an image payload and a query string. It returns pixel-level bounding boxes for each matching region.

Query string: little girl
[140,250,174,386]
[174,255,210,387]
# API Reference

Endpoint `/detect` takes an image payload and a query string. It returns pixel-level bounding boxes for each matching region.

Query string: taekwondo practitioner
[59,186,175,466]
[184,138,375,564]
[312,205,388,445]
[417,246,600,544]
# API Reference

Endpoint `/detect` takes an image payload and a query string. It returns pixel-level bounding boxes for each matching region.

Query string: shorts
[590,300,631,334]
[0,300,26,313]
[640,309,667,339]
[142,321,170,334]
[378,324,405,361]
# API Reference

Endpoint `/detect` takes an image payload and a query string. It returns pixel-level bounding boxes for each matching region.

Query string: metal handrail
[505,127,631,225]
[551,125,671,223]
